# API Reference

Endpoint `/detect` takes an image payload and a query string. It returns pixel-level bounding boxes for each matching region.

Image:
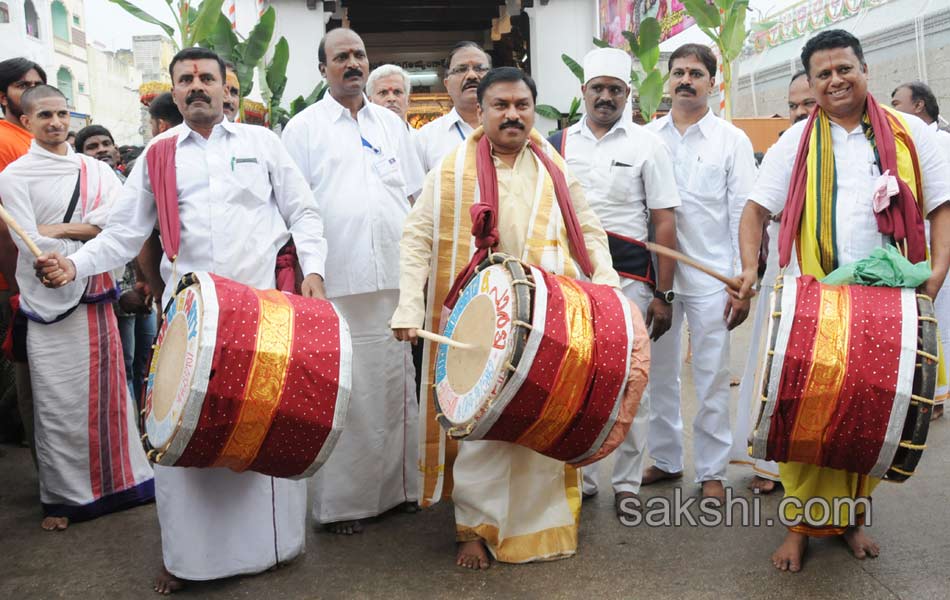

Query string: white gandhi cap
[583,47,632,85]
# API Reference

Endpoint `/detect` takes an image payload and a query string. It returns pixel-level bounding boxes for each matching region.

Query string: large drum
[751,275,936,481]
[142,272,352,479]
[433,253,649,466]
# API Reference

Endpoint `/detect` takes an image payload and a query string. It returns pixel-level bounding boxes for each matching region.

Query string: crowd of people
[1,24,949,594]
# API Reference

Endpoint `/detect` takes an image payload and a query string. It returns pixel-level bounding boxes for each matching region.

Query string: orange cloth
[0,120,33,291]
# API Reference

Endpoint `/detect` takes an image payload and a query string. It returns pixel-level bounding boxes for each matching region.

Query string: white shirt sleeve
[265,130,328,279]
[70,154,158,281]
[750,124,802,215]
[641,135,681,210]
[0,170,83,258]
[906,116,950,216]
[397,121,426,199]
[727,130,758,263]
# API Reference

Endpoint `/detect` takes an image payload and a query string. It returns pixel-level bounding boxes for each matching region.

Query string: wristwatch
[654,289,675,304]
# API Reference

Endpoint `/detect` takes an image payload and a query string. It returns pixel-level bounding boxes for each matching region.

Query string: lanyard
[454,121,466,142]
[360,135,381,155]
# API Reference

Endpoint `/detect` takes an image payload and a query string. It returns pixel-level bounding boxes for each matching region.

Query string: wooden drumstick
[416,329,477,351]
[645,241,740,291]
[0,202,43,258]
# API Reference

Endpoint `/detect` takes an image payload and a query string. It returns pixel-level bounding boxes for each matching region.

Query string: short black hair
[476,67,537,105]
[790,70,807,86]
[19,85,66,115]
[801,29,865,76]
[668,44,717,78]
[75,125,114,154]
[892,81,939,122]
[168,47,226,82]
[444,41,491,70]
[0,57,47,95]
[148,92,183,125]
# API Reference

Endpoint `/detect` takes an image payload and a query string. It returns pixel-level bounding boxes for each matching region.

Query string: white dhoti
[310,289,418,523]
[934,272,950,408]
[156,466,306,580]
[28,302,154,520]
[582,280,652,495]
[454,440,581,563]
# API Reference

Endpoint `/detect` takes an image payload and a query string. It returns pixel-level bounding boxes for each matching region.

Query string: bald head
[319,29,369,102]
[20,84,67,116]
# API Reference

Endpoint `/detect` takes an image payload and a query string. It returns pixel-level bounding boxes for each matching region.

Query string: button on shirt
[282,94,425,299]
[70,120,328,307]
[751,112,950,273]
[564,116,680,244]
[414,107,474,174]
[646,110,756,296]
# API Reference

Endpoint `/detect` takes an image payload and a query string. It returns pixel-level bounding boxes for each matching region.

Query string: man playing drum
[34,47,329,593]
[391,67,618,569]
[736,29,950,572]
[552,47,680,517]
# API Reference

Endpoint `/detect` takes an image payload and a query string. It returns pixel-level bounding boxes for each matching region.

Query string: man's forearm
[928,202,950,285]
[651,208,676,291]
[738,200,771,273]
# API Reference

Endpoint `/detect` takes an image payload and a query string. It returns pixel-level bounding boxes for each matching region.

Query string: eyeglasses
[447,64,490,77]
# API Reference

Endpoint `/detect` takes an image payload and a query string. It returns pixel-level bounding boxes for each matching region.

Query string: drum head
[435,264,521,426]
[145,285,203,450]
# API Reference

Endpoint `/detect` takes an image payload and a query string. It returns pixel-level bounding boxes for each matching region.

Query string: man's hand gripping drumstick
[393,327,476,350]
[0,202,77,289]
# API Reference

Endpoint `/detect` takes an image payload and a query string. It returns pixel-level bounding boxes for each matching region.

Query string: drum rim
[434,253,533,433]
[144,272,219,465]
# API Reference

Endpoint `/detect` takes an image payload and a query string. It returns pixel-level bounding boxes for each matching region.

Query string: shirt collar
[176,117,233,147]
[323,92,375,124]
[575,115,630,141]
[657,109,716,138]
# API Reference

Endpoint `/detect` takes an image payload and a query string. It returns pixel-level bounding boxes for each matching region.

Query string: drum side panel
[483,269,569,442]
[176,276,262,467]
[249,294,342,478]
[821,285,905,474]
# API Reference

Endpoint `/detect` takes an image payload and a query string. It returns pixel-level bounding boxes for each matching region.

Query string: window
[72,14,79,26]
[24,0,39,37]
[0,3,10,24]
[56,66,73,106]
[51,1,68,40]
[78,82,85,93]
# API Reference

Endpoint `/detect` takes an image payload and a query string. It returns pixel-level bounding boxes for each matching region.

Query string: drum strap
[606,231,654,286]
[62,174,81,224]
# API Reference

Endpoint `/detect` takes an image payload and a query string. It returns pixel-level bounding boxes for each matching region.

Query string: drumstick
[0,203,43,258]
[416,329,477,351]
[645,242,740,291]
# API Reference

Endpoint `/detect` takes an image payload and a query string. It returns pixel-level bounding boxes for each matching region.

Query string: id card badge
[373,154,400,180]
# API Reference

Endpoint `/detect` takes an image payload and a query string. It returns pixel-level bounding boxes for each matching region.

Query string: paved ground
[2,305,949,599]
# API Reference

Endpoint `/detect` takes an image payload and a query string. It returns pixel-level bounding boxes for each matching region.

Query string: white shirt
[70,120,328,306]
[564,116,680,245]
[930,122,950,162]
[415,107,473,174]
[751,112,950,271]
[646,110,756,295]
[282,94,425,299]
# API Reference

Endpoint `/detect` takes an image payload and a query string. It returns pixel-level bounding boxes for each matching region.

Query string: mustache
[675,84,696,95]
[794,113,809,123]
[462,79,480,91]
[500,120,525,130]
[595,100,616,110]
[186,92,212,105]
[344,68,364,79]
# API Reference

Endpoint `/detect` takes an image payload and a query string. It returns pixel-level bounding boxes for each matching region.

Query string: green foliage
[107,0,175,40]
[110,0,224,49]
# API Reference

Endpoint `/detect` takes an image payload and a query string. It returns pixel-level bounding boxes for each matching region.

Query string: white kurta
[644,111,757,482]
[414,107,473,174]
[283,95,424,523]
[562,116,681,495]
[69,120,328,580]
[0,143,154,520]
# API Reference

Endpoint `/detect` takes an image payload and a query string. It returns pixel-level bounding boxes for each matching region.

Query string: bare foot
[701,480,726,501]
[324,520,363,535]
[748,476,780,495]
[41,516,68,531]
[842,526,880,559]
[401,501,420,514]
[932,405,944,421]
[456,539,490,570]
[641,465,683,486]
[771,531,808,572]
[614,491,641,518]
[153,567,184,595]
[730,376,741,387]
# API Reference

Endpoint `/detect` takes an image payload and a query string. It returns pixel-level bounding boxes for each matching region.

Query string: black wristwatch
[654,289,675,304]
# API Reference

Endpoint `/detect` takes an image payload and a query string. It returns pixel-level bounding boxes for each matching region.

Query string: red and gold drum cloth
[434,255,649,466]
[751,275,936,480]
[143,272,352,479]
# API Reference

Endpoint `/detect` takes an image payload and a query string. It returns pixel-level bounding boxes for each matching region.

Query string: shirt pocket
[230,160,271,204]
[686,161,726,200]
[605,163,638,203]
